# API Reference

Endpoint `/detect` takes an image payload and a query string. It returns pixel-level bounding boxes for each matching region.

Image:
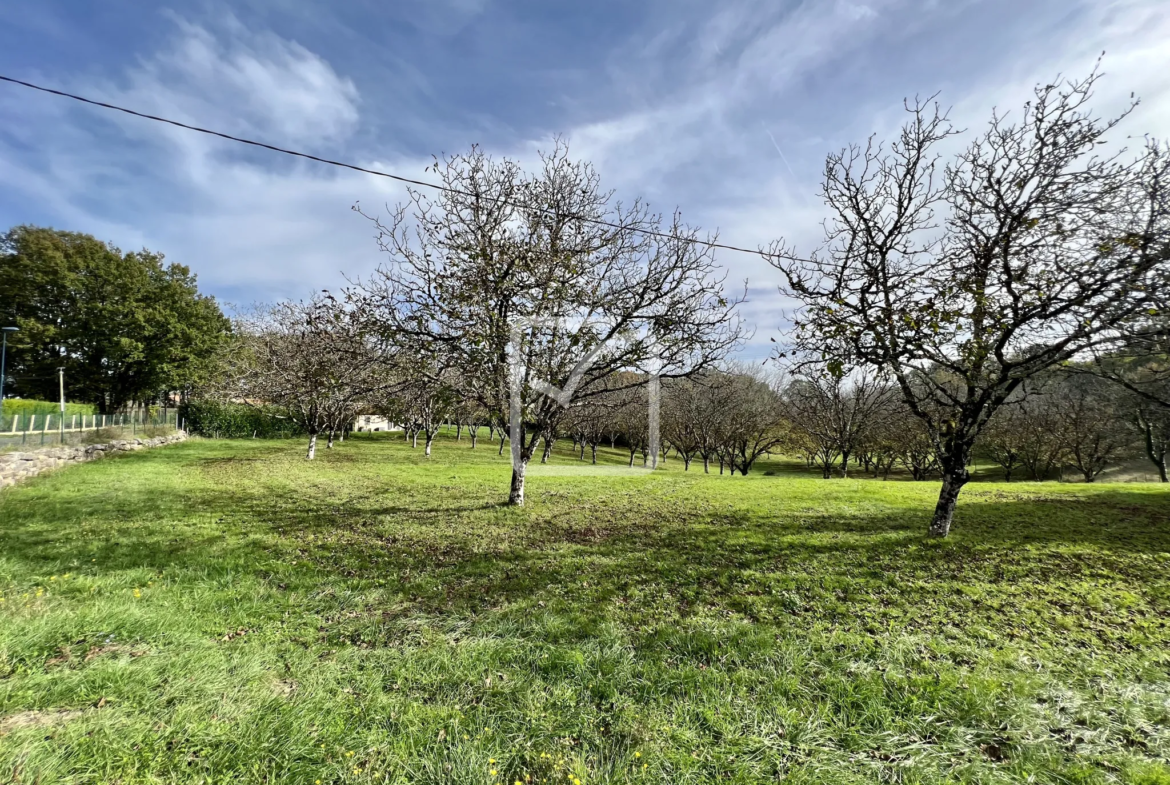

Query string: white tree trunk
[306,432,318,460]
[508,461,528,505]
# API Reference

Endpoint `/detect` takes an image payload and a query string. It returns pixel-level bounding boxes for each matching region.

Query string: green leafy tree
[0,226,229,413]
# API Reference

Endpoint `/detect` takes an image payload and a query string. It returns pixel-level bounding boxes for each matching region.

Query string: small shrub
[81,428,124,445]
[179,400,303,439]
[140,425,175,439]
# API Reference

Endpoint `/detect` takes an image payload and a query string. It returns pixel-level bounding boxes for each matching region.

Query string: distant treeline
[2,399,95,419]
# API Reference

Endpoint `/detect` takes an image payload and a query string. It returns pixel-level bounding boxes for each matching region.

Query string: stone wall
[0,433,187,489]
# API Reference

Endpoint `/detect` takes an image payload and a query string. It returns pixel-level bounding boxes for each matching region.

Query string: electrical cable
[0,73,801,262]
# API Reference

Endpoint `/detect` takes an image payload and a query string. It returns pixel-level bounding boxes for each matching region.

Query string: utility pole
[0,326,18,427]
[58,366,66,443]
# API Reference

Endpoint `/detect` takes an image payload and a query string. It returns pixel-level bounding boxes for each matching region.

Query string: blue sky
[1,0,1168,351]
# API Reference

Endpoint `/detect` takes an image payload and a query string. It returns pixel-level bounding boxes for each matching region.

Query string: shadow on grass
[2,437,1167,653]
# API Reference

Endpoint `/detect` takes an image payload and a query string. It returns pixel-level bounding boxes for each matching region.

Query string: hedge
[0,399,95,419]
[179,400,304,439]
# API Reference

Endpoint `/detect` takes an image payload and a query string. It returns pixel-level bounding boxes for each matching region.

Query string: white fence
[0,410,181,449]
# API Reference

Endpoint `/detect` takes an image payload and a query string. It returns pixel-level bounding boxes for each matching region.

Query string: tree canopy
[0,225,230,412]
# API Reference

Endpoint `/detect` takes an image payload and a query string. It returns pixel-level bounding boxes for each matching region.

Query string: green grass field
[1,433,1168,784]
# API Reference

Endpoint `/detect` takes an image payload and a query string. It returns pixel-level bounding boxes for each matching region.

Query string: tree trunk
[840,451,850,478]
[499,433,506,456]
[684,455,691,471]
[591,444,597,464]
[703,454,710,473]
[412,430,419,449]
[456,424,463,441]
[306,431,318,460]
[470,429,479,449]
[1140,418,1168,482]
[508,461,528,505]
[541,437,552,464]
[327,430,335,449]
[929,450,970,537]
[628,449,636,467]
[425,432,434,456]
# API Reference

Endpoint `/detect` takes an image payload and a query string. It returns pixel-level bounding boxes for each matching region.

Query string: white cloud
[4,0,1169,350]
[123,13,361,147]
[543,0,1170,349]
[0,15,420,305]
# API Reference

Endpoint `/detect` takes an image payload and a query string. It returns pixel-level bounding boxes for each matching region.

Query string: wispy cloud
[0,0,1168,351]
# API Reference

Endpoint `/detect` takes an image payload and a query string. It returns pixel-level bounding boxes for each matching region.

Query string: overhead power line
[0,73,792,262]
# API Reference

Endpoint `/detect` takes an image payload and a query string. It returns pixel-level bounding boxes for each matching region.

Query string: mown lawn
[1,433,1168,784]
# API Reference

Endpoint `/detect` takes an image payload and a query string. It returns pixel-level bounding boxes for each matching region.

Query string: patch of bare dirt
[0,709,84,735]
[272,680,298,697]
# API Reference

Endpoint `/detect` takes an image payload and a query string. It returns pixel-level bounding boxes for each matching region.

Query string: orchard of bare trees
[768,67,1169,535]
[195,68,1167,538]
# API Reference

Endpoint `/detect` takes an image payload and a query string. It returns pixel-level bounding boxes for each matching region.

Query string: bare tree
[783,367,895,478]
[662,377,707,471]
[979,394,1033,481]
[1054,374,1134,482]
[612,385,650,467]
[769,70,1169,535]
[894,411,941,481]
[1134,398,1170,482]
[398,357,457,457]
[714,366,787,476]
[220,296,389,460]
[356,141,743,504]
[1013,389,1066,482]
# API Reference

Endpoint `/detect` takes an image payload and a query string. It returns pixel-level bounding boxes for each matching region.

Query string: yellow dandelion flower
[347,751,355,757]
[634,752,641,758]
[490,769,498,776]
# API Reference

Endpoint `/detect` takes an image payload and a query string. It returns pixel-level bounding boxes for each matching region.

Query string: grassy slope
[0,433,1168,785]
